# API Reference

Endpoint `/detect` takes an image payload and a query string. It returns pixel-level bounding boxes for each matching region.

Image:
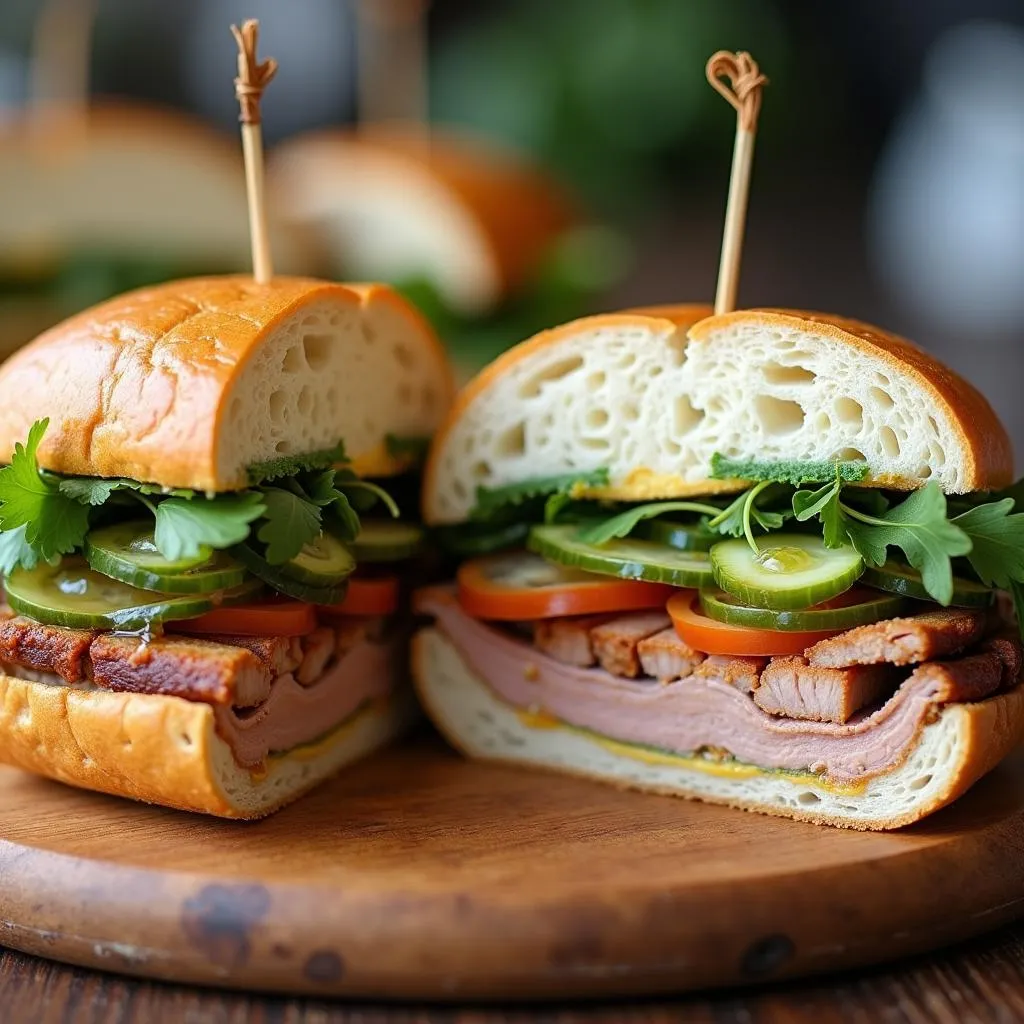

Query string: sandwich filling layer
[417,587,1020,785]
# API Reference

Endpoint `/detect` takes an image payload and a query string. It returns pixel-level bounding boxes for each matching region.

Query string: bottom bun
[412,627,1024,830]
[0,675,417,818]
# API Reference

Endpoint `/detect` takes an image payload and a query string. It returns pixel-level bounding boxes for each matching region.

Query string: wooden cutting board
[1,730,1023,1001]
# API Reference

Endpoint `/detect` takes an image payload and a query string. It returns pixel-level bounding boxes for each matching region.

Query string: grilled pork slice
[693,654,767,693]
[532,615,613,667]
[754,658,898,723]
[806,608,989,668]
[637,628,704,682]
[590,612,672,678]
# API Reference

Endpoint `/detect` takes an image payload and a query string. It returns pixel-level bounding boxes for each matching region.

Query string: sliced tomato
[173,596,317,637]
[667,590,844,657]
[321,576,400,618]
[458,551,676,621]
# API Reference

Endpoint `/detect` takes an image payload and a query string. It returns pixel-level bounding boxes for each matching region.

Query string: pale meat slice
[589,612,672,678]
[692,654,767,693]
[532,615,613,668]
[637,628,705,682]
[753,657,899,724]
[805,608,988,668]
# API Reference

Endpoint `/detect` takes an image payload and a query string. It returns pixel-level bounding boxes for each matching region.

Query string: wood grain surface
[1,733,1024,1002]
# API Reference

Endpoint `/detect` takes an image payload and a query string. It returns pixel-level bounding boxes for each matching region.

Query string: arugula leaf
[58,476,195,504]
[710,454,869,485]
[337,479,400,518]
[0,419,91,561]
[953,499,1024,589]
[255,488,322,564]
[385,434,431,463]
[246,441,347,485]
[707,483,791,544]
[471,468,610,522]
[0,525,38,575]
[154,492,266,561]
[843,483,972,605]
[324,493,361,542]
[576,500,723,546]
[793,472,848,548]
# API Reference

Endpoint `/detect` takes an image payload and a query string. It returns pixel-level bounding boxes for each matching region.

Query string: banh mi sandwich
[0,275,454,818]
[414,305,1024,830]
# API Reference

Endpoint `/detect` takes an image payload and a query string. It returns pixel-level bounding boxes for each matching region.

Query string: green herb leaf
[255,488,322,564]
[324,492,361,542]
[154,492,266,561]
[842,482,972,605]
[0,525,38,575]
[0,419,91,560]
[58,476,195,503]
[246,441,347,485]
[471,468,610,523]
[953,499,1024,589]
[708,483,791,543]
[576,500,723,546]
[338,479,400,518]
[793,471,848,548]
[710,453,870,485]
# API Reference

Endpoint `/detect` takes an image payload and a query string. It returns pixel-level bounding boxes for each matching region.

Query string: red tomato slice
[173,596,317,637]
[667,591,844,657]
[458,551,676,621]
[322,576,400,618]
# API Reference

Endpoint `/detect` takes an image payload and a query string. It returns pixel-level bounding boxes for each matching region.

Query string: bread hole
[580,436,612,451]
[930,444,946,467]
[927,415,940,437]
[674,396,704,436]
[616,352,637,370]
[302,333,333,370]
[797,791,821,805]
[496,422,526,457]
[585,408,610,431]
[909,773,933,791]
[471,460,492,480]
[622,401,640,422]
[297,387,313,416]
[814,412,832,432]
[917,464,933,479]
[764,361,816,385]
[834,397,864,430]
[518,355,585,399]
[269,389,287,423]
[301,315,319,328]
[362,323,376,345]
[452,479,468,501]
[834,447,866,461]
[282,344,306,374]
[394,341,414,369]
[755,395,805,436]
[179,732,193,749]
[586,371,607,391]
[869,386,894,411]
[879,426,901,458]
[275,440,292,454]
[648,365,664,378]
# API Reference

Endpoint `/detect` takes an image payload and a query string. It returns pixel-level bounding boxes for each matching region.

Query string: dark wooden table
[6,923,1024,1023]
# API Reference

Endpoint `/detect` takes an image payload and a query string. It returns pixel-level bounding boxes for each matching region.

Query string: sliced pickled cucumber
[232,543,349,604]
[862,562,993,608]
[351,520,424,562]
[710,534,864,610]
[5,557,217,629]
[278,531,356,586]
[85,522,246,594]
[700,587,909,631]
[639,519,716,552]
[528,525,713,587]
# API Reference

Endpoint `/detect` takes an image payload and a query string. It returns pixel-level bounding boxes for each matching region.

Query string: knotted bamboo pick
[706,51,768,315]
[231,19,278,284]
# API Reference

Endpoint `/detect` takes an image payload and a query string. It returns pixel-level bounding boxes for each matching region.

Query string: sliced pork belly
[753,658,898,723]
[637,628,704,682]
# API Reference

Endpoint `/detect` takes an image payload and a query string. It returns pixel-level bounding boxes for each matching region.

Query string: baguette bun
[0,102,313,274]
[423,307,1012,524]
[0,674,416,818]
[413,627,1024,830]
[269,126,575,316]
[0,275,455,490]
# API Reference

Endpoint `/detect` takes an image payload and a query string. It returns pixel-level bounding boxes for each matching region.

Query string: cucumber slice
[232,543,349,604]
[862,562,993,608]
[85,522,246,594]
[278,532,356,587]
[5,557,218,629]
[528,525,713,587]
[700,587,909,632]
[710,534,864,610]
[639,519,716,552]
[351,520,424,562]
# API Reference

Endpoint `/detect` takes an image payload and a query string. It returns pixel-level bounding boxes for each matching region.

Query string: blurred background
[0,0,1023,455]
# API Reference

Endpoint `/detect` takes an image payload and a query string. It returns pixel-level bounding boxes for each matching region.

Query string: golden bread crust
[691,309,1014,492]
[0,275,450,489]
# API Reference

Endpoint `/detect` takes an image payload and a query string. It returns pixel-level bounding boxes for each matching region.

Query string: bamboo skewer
[706,51,768,316]
[231,19,278,285]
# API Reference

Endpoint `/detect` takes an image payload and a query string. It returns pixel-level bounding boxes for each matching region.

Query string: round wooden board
[1,732,1024,1002]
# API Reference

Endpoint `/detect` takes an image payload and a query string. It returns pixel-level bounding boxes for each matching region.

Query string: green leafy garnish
[0,525,38,576]
[0,419,91,561]
[154,493,266,562]
[793,471,847,548]
[471,468,610,522]
[710,454,870,486]
[255,488,322,564]
[246,441,347,485]
[707,482,790,550]
[577,500,722,545]
[954,499,1024,591]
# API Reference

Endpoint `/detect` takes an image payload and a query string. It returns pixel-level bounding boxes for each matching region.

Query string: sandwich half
[415,305,1024,829]
[0,274,454,817]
